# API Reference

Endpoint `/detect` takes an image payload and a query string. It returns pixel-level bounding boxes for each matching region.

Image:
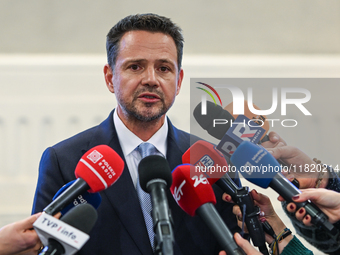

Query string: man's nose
[141,67,160,87]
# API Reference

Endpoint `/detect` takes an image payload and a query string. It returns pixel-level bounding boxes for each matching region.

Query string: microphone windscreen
[60,203,98,234]
[138,155,172,191]
[230,141,280,188]
[194,101,235,140]
[225,101,269,140]
[171,164,216,217]
[75,145,124,193]
[182,140,228,181]
[53,180,102,215]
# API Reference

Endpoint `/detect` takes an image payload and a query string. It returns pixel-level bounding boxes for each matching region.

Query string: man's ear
[104,64,114,93]
[176,68,184,96]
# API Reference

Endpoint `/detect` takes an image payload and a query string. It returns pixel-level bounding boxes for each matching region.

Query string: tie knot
[138,142,156,159]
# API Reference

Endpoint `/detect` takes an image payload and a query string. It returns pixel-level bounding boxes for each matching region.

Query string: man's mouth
[138,93,161,102]
[142,95,158,99]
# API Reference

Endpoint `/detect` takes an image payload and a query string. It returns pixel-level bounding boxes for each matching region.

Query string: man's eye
[130,65,140,70]
[160,66,169,72]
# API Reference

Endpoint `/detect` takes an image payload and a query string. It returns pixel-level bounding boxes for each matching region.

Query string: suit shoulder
[52,125,98,152]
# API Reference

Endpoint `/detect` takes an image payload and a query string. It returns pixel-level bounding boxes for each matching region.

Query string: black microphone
[193,101,235,140]
[36,203,98,255]
[138,155,174,255]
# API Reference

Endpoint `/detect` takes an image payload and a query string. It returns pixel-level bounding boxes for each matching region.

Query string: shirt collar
[113,109,168,158]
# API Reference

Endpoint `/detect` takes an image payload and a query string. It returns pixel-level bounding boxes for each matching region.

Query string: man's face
[106,30,183,123]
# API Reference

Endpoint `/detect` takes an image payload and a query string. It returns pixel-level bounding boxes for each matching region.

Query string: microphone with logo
[138,155,174,255]
[52,180,102,216]
[194,101,267,159]
[224,100,270,142]
[44,144,124,216]
[230,141,337,236]
[182,140,268,255]
[171,164,245,255]
[34,203,98,255]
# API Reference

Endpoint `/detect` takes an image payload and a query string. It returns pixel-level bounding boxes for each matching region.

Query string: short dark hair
[106,13,184,71]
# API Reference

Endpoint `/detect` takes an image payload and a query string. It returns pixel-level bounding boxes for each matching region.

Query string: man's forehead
[116,31,178,65]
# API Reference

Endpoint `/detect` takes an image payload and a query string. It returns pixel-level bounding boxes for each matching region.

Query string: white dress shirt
[113,109,168,188]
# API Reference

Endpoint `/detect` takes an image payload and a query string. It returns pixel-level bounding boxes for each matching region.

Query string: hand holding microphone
[34,203,98,255]
[267,145,328,189]
[289,188,340,225]
[0,213,42,255]
[219,233,263,255]
[231,141,337,235]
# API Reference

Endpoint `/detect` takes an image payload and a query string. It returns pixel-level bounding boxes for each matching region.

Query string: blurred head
[106,13,184,72]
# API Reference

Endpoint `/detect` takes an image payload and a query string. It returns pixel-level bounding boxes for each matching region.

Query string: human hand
[223,190,287,244]
[0,213,42,255]
[260,131,287,149]
[286,188,340,225]
[218,232,262,255]
[267,145,327,189]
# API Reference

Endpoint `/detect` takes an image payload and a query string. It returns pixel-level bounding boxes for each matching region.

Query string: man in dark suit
[32,13,241,254]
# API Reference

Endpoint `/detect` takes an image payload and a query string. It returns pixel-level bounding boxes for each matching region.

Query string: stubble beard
[117,89,174,123]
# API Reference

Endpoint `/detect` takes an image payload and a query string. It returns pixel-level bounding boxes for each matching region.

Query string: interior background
[1,1,340,254]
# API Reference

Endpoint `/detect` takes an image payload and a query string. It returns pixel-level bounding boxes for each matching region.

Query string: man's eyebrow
[158,59,176,67]
[123,58,146,64]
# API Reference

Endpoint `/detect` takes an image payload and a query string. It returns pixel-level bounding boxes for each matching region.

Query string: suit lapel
[166,119,192,240]
[86,110,153,255]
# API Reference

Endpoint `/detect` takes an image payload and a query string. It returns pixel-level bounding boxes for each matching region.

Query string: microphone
[171,164,245,255]
[34,203,98,255]
[181,139,228,180]
[44,145,124,215]
[182,140,268,255]
[230,141,337,235]
[52,180,102,216]
[193,101,267,158]
[224,101,270,142]
[138,155,174,255]
[193,101,235,140]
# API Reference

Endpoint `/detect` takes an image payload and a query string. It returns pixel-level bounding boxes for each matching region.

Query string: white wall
[1,54,340,254]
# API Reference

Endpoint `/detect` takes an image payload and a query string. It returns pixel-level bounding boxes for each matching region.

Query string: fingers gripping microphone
[34,203,98,255]
[138,155,174,255]
[182,140,268,254]
[171,164,245,255]
[52,180,102,216]
[231,141,337,235]
[44,145,124,215]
